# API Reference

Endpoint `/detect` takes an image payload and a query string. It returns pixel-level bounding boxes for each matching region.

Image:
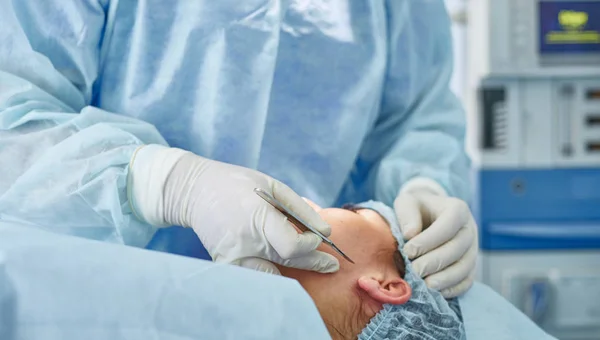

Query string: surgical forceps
[254,188,355,264]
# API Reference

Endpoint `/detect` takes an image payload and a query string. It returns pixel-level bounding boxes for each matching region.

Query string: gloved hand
[394,183,478,298]
[128,145,339,275]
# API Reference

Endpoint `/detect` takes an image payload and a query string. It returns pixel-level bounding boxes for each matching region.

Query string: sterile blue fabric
[0,0,469,250]
[459,283,557,340]
[356,201,465,340]
[0,219,556,340]
[0,221,330,340]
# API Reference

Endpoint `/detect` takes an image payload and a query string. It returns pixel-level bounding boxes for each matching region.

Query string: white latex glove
[128,145,339,275]
[394,179,478,298]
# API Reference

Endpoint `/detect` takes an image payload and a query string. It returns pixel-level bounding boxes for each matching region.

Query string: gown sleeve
[0,0,168,247]
[356,0,471,206]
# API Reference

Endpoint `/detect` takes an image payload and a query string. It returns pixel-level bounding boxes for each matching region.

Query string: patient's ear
[302,197,322,212]
[358,276,411,305]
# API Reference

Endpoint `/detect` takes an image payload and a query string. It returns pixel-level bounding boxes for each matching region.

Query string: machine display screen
[539,1,600,53]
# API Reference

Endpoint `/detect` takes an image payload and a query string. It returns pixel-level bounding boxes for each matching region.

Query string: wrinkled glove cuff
[128,144,189,226]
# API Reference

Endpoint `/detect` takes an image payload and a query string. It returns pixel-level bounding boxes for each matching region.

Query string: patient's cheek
[276,265,321,284]
[316,243,329,253]
[276,265,299,279]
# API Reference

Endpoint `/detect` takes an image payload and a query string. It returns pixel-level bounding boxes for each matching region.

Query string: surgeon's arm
[358,1,470,206]
[0,0,167,246]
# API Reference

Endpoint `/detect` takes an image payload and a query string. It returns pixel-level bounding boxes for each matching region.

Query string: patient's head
[277,200,411,340]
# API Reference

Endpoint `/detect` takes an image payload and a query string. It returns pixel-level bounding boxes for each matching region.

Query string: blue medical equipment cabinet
[478,168,600,251]
[468,1,600,339]
[474,170,600,340]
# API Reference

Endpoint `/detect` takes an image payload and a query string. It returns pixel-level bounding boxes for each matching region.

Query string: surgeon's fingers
[271,181,331,236]
[423,240,478,292]
[277,250,340,273]
[440,270,476,299]
[394,194,423,240]
[411,226,473,278]
[302,197,322,212]
[402,200,469,259]
[238,257,281,275]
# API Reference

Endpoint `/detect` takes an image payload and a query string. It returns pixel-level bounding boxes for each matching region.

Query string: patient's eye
[342,204,378,215]
[341,204,360,213]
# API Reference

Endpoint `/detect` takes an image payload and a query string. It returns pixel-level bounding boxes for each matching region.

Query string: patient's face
[277,202,410,340]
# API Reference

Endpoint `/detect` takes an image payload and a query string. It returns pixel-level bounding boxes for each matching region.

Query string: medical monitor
[539,1,600,65]
[470,0,600,76]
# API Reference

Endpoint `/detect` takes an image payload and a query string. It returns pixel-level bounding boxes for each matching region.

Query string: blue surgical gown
[0,0,470,253]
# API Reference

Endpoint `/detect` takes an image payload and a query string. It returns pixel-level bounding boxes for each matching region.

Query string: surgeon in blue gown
[0,0,478,299]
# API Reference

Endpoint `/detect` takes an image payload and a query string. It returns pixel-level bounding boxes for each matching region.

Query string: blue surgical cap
[355,201,465,340]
